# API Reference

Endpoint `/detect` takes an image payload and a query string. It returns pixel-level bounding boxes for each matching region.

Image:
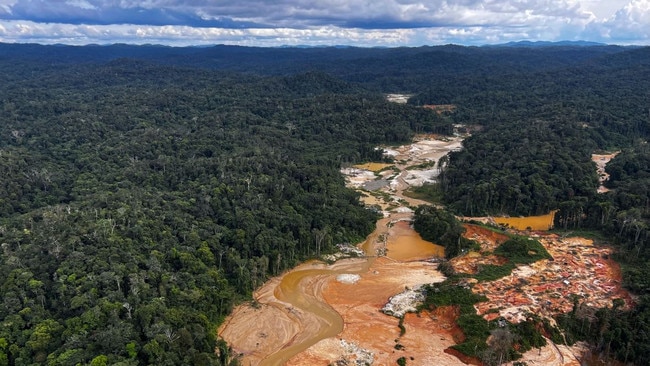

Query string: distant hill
[492,40,609,47]
[0,42,640,92]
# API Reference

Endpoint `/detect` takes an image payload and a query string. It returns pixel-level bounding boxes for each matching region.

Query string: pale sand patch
[218,259,368,366]
[591,152,619,194]
[512,265,537,278]
[336,274,361,284]
[402,168,439,186]
[340,168,376,188]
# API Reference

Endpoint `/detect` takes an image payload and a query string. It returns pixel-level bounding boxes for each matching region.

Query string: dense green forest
[0,54,449,365]
[2,42,650,365]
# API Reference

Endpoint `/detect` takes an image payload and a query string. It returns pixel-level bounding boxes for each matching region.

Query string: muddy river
[217,130,630,365]
[218,134,462,365]
[387,220,445,260]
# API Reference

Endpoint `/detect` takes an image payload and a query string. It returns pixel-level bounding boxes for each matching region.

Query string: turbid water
[352,162,394,172]
[260,215,446,365]
[220,134,628,365]
[493,211,557,231]
[218,134,465,365]
[386,220,445,261]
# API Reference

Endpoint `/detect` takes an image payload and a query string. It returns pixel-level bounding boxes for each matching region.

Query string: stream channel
[218,134,465,365]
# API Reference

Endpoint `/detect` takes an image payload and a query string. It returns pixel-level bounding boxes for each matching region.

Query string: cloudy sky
[0,0,648,47]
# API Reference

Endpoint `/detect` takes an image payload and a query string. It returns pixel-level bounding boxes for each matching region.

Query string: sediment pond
[493,211,557,231]
[386,220,445,260]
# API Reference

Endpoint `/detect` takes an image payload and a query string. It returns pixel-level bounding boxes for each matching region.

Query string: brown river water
[259,216,444,365]
[218,132,619,365]
[386,220,445,261]
[218,135,461,365]
[493,210,557,231]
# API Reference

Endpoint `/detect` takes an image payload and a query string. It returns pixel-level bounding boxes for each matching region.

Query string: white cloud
[65,0,96,10]
[0,20,417,46]
[0,0,16,15]
[0,1,648,45]
[578,0,629,18]
[0,1,604,27]
[581,0,650,43]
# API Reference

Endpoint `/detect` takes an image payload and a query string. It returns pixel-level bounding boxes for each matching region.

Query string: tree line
[1,42,650,365]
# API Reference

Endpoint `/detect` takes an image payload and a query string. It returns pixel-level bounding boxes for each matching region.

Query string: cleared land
[219,130,630,366]
[218,133,465,365]
[592,152,619,193]
[454,225,632,324]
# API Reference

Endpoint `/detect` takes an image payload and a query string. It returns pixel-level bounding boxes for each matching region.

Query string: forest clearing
[592,152,620,193]
[457,225,632,323]
[218,133,464,365]
[218,128,631,365]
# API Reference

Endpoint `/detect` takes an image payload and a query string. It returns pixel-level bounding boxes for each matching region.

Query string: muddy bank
[287,247,448,365]
[217,129,619,366]
[218,133,464,365]
[218,209,449,365]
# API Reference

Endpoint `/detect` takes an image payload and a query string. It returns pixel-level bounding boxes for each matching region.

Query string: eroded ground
[218,129,631,366]
[454,225,632,325]
[289,256,451,365]
[592,152,619,193]
[218,132,465,365]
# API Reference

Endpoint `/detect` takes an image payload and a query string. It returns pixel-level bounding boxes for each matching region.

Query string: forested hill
[2,42,650,365]
[0,55,449,365]
[0,42,634,88]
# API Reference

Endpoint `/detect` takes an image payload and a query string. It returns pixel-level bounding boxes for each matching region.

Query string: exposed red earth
[218,128,631,365]
[456,225,632,324]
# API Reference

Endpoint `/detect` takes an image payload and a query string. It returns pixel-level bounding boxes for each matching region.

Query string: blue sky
[0,0,648,46]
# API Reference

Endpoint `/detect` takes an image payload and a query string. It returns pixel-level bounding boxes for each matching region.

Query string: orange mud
[218,133,610,366]
[445,348,482,366]
[352,162,393,172]
[218,215,453,366]
[472,235,632,324]
[493,211,557,231]
[387,220,445,261]
[216,260,357,366]
[463,224,510,251]
[508,339,587,366]
[451,254,509,275]
[451,224,511,274]
[288,256,456,365]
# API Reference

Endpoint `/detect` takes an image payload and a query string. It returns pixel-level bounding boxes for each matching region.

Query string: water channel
[218,135,463,365]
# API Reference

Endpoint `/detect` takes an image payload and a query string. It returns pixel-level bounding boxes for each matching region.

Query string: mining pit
[218,129,630,365]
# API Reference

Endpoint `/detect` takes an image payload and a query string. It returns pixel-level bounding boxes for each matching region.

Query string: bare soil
[218,134,466,365]
[288,257,450,365]
[592,152,619,193]
[218,133,628,366]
